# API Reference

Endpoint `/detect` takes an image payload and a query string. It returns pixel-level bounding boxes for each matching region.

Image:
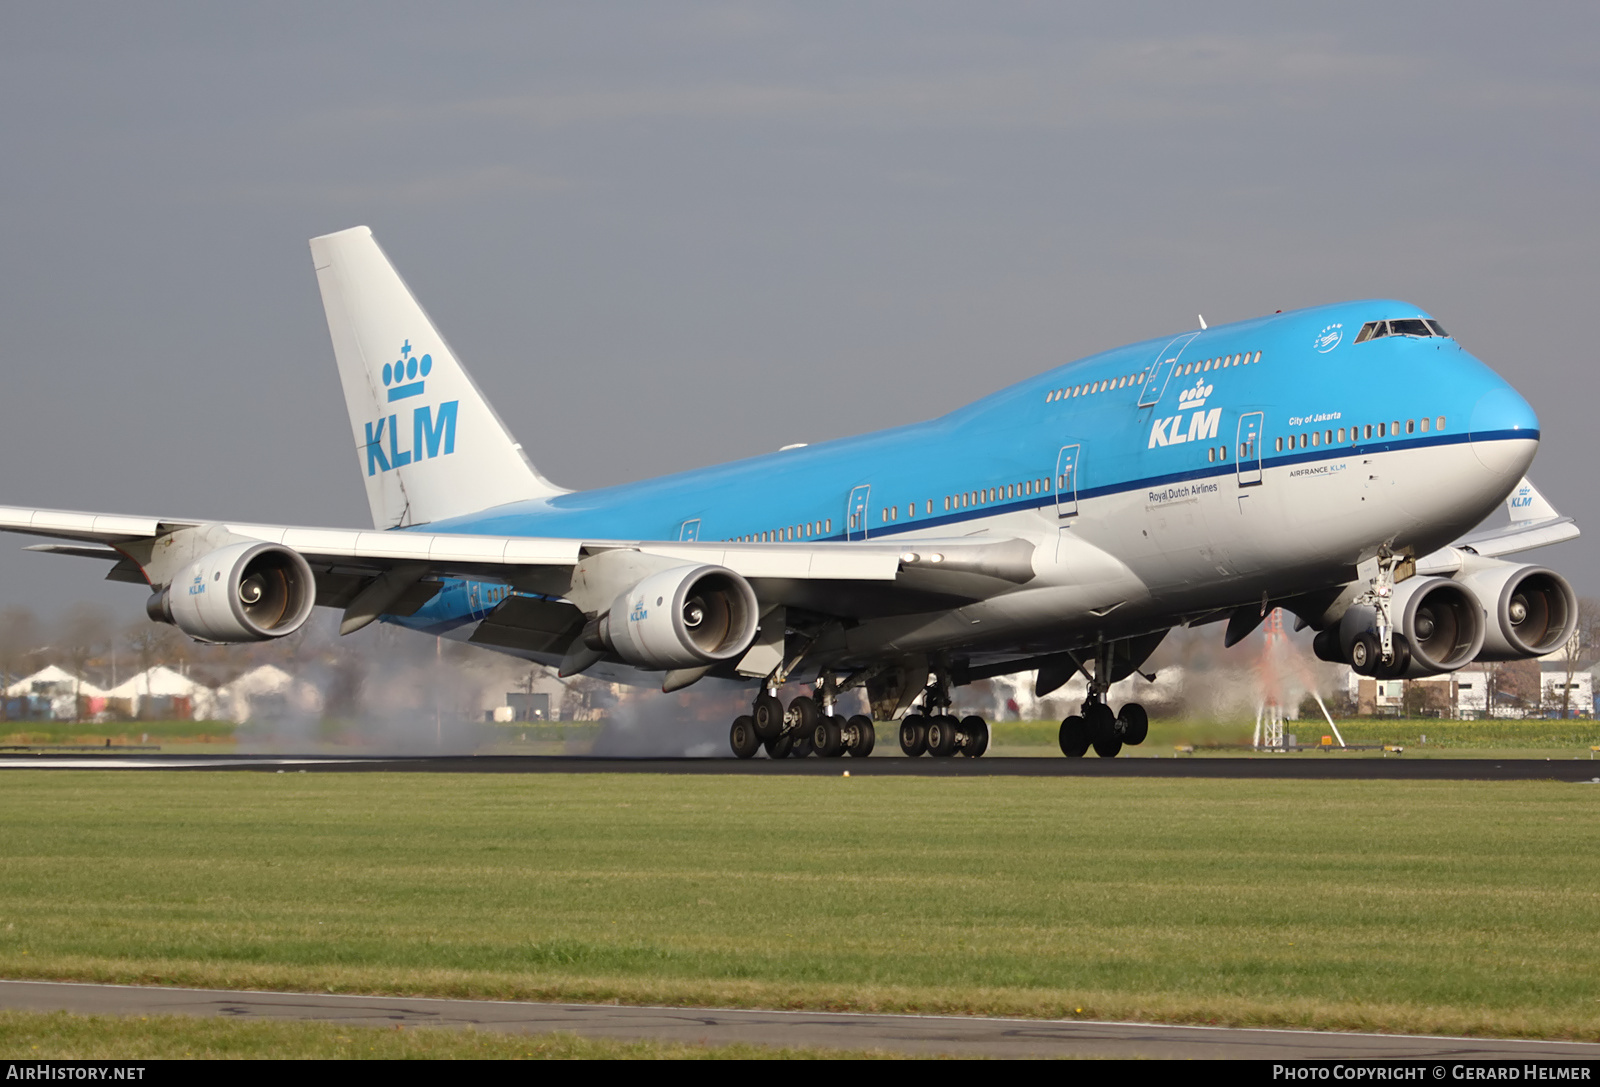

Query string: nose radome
[1469,386,1539,476]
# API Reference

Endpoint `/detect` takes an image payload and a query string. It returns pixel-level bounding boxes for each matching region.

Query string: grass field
[0,772,1596,1045]
[0,1010,884,1059]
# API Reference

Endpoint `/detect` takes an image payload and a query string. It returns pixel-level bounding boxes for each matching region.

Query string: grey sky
[0,2,1595,623]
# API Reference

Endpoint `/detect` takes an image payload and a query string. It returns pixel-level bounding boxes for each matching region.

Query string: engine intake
[584,564,759,671]
[1458,563,1577,660]
[148,542,317,643]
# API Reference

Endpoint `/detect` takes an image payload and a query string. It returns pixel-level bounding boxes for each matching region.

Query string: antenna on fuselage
[1198,315,1208,329]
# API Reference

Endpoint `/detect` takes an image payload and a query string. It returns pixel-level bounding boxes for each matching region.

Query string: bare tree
[0,606,43,720]
[56,603,114,721]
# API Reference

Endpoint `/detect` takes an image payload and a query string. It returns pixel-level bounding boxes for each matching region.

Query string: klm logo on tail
[366,339,460,476]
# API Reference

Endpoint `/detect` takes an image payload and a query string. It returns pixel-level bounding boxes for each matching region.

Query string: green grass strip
[0,773,1595,1040]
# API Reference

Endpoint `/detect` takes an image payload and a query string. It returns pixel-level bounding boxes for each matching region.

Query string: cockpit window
[1354,317,1450,343]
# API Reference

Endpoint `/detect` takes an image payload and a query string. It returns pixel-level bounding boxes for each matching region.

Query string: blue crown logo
[382,340,433,402]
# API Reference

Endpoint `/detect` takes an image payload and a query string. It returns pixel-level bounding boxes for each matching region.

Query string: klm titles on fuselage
[1147,377,1222,449]
[366,340,459,476]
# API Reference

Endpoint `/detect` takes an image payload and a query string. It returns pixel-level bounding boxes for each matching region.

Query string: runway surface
[3,980,1597,1059]
[1,752,1598,780]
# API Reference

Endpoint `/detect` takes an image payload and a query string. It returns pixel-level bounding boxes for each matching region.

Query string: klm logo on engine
[629,597,649,622]
[1149,407,1222,448]
[366,339,459,476]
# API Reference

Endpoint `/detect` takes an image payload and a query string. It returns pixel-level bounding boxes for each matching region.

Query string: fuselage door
[678,518,701,542]
[1054,445,1081,518]
[1236,413,1264,486]
[1138,332,1201,408]
[846,484,872,540]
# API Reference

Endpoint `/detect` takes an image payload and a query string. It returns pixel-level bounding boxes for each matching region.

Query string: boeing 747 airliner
[1,227,1579,758]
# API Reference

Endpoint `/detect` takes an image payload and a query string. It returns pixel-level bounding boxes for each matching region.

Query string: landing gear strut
[897,671,990,758]
[728,671,875,758]
[1058,641,1149,758]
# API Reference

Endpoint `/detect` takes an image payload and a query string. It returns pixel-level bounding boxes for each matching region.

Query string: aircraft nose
[1468,384,1539,476]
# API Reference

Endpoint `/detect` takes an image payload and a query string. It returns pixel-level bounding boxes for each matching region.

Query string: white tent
[3,665,107,719]
[216,664,324,723]
[105,666,219,720]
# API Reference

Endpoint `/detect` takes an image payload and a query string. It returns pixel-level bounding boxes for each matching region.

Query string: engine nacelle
[584,564,759,670]
[1337,576,1485,678]
[148,542,317,643]
[1457,562,1577,661]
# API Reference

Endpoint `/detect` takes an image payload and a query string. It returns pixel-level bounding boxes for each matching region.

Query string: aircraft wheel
[1087,703,1121,758]
[846,716,875,757]
[1348,633,1380,677]
[765,732,794,759]
[899,715,928,757]
[790,730,815,758]
[813,716,846,758]
[787,695,819,736]
[1374,637,1413,680]
[1117,703,1149,746]
[730,715,761,759]
[926,715,959,757]
[752,694,783,740]
[958,715,990,757]
[1058,715,1090,757]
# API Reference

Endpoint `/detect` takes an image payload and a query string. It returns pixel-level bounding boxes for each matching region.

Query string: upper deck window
[1355,317,1451,343]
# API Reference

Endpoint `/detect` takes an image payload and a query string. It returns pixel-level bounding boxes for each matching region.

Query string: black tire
[790,731,815,758]
[813,716,846,757]
[1349,632,1380,676]
[1059,715,1090,757]
[847,716,875,757]
[927,715,959,757]
[899,714,928,757]
[730,715,761,759]
[787,695,820,737]
[958,715,989,757]
[1117,703,1149,746]
[1374,637,1412,680]
[1087,702,1121,758]
[752,694,783,740]
[765,732,794,759]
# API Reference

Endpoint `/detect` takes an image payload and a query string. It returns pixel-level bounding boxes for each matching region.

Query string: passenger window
[1219,445,1228,461]
[1365,425,1373,440]
[1392,420,1400,434]
[1311,432,1320,447]
[1437,416,1445,430]
[1378,423,1387,437]
[1406,420,1415,434]
[1338,427,1346,442]
[1275,437,1284,452]
[1324,430,1333,445]
[1420,418,1429,433]
[1253,351,1261,363]
[1208,447,1215,463]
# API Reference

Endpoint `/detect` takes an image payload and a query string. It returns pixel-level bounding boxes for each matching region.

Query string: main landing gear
[896,673,990,758]
[729,677,877,760]
[1057,642,1149,758]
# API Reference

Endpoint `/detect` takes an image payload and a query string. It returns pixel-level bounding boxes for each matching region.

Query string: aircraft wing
[0,504,1037,624]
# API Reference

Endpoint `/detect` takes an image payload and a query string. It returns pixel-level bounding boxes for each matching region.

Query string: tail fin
[310,226,564,529]
[1507,476,1559,526]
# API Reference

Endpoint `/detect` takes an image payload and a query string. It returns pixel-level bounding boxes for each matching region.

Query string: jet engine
[583,564,759,670]
[1456,562,1577,660]
[148,541,317,643]
[1331,576,1485,678]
